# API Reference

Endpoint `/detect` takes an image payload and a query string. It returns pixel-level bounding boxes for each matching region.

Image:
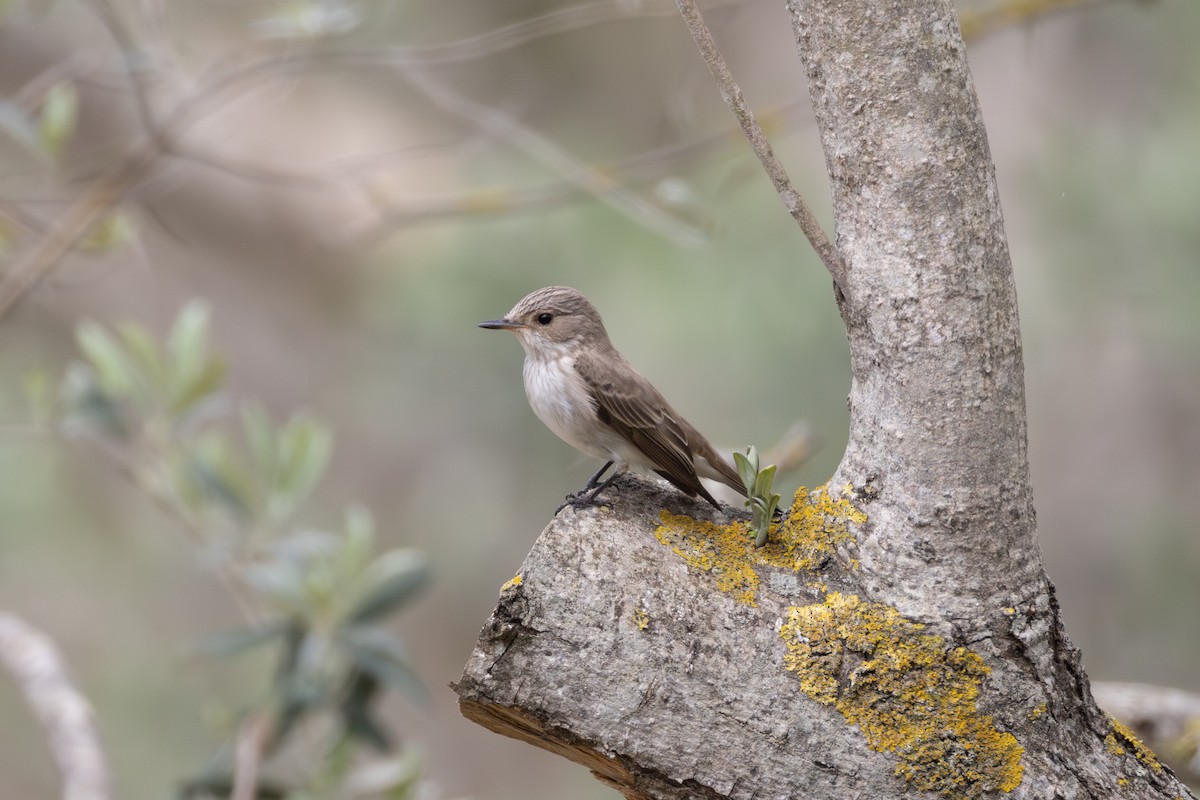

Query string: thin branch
[350,106,790,243]
[230,712,270,800]
[0,613,110,800]
[674,0,847,294]
[360,0,692,67]
[401,68,707,247]
[0,163,140,321]
[87,0,171,154]
[958,0,1135,40]
[76,430,262,625]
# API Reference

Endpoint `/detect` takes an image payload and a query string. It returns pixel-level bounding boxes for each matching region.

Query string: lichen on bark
[780,592,1024,796]
[653,482,865,606]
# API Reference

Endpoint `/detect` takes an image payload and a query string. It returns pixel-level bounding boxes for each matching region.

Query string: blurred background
[0,0,1197,798]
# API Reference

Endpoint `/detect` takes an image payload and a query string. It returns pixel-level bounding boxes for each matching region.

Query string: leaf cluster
[734,446,782,548]
[36,302,433,799]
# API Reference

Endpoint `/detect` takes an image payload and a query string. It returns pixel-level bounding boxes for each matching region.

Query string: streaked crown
[503,286,611,353]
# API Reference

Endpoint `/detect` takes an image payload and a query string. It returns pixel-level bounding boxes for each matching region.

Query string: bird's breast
[523,355,608,458]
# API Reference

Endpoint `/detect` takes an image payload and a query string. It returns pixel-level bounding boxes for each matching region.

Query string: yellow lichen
[1108,715,1163,773]
[758,484,866,572]
[653,513,760,605]
[1117,778,1130,787]
[1027,703,1047,721]
[500,574,523,592]
[779,592,1025,796]
[653,483,865,606]
[632,608,650,631]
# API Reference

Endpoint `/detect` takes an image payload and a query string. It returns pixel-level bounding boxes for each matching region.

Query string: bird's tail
[694,440,749,497]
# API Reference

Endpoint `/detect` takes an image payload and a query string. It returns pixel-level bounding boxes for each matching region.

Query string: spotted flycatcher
[479,286,746,509]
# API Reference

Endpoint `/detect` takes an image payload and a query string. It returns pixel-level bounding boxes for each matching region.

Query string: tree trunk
[455,1,1195,798]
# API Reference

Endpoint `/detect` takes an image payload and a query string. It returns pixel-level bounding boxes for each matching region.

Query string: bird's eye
[536,313,553,325]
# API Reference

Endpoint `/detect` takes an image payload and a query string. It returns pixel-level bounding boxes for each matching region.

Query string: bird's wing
[574,350,716,503]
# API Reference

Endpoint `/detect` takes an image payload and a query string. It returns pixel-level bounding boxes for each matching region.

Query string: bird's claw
[556,490,598,515]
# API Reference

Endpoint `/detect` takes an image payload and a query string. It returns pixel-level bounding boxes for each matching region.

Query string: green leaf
[76,321,137,396]
[170,357,227,418]
[168,302,209,367]
[38,81,78,157]
[336,504,374,586]
[115,322,167,392]
[241,402,277,478]
[339,671,392,751]
[253,2,364,40]
[183,450,252,518]
[340,752,423,800]
[60,365,130,439]
[753,463,777,499]
[177,774,288,800]
[195,623,289,657]
[244,560,309,615]
[342,700,391,752]
[339,627,427,704]
[78,211,134,253]
[271,415,332,518]
[164,303,227,417]
[733,450,757,492]
[348,550,429,624]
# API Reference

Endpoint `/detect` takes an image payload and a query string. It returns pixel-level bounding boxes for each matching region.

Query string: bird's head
[479,286,610,360]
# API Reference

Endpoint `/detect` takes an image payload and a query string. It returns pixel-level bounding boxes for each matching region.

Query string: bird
[479,285,746,511]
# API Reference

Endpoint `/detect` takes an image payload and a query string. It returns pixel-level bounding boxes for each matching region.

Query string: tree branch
[456,1,1197,797]
[0,613,110,800]
[674,0,846,294]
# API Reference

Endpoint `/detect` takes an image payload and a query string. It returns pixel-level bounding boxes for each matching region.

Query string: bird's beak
[478,319,525,330]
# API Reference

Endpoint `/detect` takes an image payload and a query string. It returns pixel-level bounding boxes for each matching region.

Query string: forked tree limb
[456,1,1194,798]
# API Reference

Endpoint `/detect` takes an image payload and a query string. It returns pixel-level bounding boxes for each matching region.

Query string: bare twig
[0,162,143,321]
[75,430,263,625]
[350,106,792,243]
[0,613,110,800]
[958,0,1134,40]
[401,68,707,247]
[230,712,270,800]
[674,0,847,294]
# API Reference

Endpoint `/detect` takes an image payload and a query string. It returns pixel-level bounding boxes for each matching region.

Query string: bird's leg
[582,461,613,490]
[557,462,618,513]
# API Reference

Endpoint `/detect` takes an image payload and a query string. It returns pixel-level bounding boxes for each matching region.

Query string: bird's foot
[555,469,621,515]
[556,480,618,514]
[555,489,602,515]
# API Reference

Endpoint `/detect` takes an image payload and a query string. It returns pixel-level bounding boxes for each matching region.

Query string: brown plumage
[480,286,746,509]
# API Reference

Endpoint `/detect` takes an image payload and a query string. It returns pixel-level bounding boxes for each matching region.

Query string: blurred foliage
[38,303,435,799]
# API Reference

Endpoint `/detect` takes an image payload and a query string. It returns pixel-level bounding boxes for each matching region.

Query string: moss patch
[779,592,1024,796]
[653,483,864,607]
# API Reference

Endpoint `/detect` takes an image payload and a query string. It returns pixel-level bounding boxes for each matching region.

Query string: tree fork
[455,1,1195,798]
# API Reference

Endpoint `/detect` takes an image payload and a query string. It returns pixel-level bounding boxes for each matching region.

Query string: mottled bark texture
[456,1,1195,799]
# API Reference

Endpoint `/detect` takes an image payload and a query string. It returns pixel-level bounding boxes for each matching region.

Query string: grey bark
[0,613,110,800]
[456,1,1196,799]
